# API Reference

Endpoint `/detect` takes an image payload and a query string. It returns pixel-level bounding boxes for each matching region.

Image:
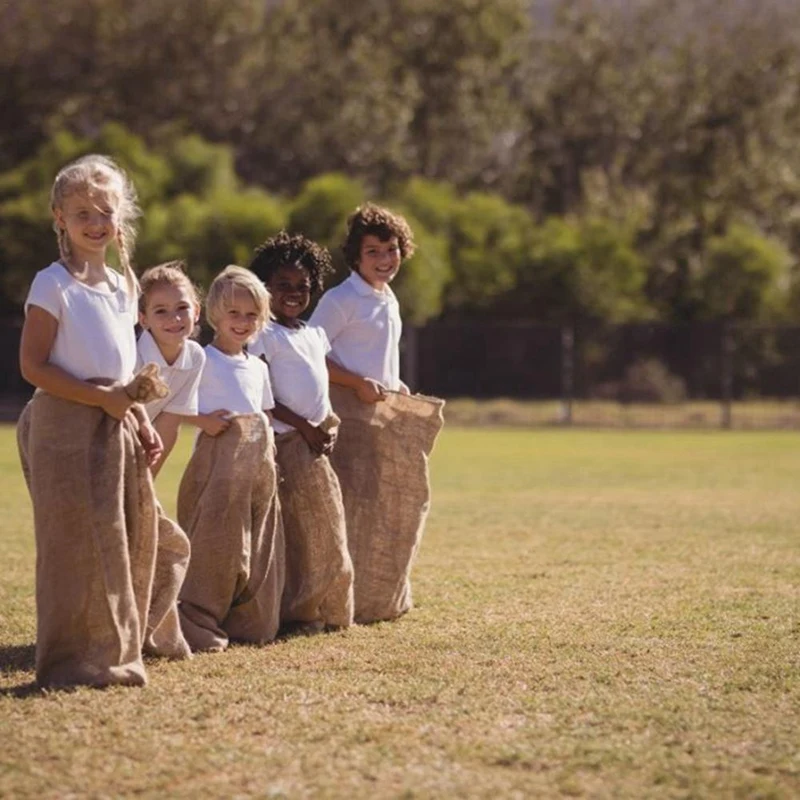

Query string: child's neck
[274,314,302,329]
[212,336,245,357]
[62,253,110,289]
[153,337,184,366]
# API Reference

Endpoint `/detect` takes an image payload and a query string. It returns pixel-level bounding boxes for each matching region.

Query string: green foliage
[696,224,792,321]
[391,212,451,326]
[445,192,532,311]
[498,216,651,323]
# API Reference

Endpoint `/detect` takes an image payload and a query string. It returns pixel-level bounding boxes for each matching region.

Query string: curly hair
[342,203,416,272]
[138,260,202,314]
[249,231,333,294]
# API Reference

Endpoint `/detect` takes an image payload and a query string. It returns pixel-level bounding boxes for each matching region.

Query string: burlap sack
[17,390,160,688]
[178,414,285,652]
[329,386,445,624]
[143,504,192,660]
[276,421,353,630]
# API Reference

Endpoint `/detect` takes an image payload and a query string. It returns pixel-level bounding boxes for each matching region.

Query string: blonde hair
[50,154,140,296]
[205,265,270,333]
[139,260,202,315]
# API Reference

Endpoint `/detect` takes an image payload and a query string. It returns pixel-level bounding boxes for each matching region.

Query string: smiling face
[356,234,402,290]
[54,189,119,264]
[139,282,199,363]
[213,287,262,355]
[267,263,312,327]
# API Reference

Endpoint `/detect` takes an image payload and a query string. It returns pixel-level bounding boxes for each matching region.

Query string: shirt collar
[346,270,395,300]
[138,329,194,370]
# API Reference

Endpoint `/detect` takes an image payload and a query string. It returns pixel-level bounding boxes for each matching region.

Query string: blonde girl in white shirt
[250,232,354,634]
[18,155,165,688]
[177,266,284,652]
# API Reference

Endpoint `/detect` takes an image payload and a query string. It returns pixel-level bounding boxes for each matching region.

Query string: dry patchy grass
[0,426,798,798]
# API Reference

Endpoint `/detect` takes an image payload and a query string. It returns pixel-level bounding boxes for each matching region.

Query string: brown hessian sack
[143,503,192,660]
[329,386,445,624]
[16,365,169,688]
[275,414,354,631]
[178,414,285,652]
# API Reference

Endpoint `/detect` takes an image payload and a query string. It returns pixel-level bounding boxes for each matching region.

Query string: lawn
[0,425,798,798]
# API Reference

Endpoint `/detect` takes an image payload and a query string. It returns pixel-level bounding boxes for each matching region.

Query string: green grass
[1,425,799,798]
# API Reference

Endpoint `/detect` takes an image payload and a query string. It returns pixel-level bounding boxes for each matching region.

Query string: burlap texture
[143,504,192,660]
[17,392,159,688]
[178,414,285,652]
[276,424,353,629]
[329,386,445,624]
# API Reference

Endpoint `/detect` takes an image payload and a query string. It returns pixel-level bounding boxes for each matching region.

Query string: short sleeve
[249,327,276,362]
[316,326,332,355]
[25,270,63,321]
[164,347,206,416]
[310,292,348,344]
[260,360,275,411]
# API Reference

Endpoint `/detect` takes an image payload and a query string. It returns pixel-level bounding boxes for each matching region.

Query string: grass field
[1,425,798,798]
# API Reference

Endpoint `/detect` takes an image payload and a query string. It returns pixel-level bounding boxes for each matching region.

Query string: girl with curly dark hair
[249,231,354,633]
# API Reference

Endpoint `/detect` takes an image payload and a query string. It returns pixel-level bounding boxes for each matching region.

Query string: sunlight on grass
[1,425,798,797]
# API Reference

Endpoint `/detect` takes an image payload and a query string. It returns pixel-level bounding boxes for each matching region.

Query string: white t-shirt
[250,321,332,435]
[135,331,206,421]
[25,262,137,383]
[310,271,402,390]
[197,344,275,417]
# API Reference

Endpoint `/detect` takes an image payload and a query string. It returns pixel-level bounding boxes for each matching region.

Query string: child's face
[267,264,312,326]
[55,189,119,260]
[357,234,401,289]
[139,283,199,353]
[214,287,261,353]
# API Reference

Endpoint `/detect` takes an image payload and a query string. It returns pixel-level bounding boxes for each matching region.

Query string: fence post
[720,323,733,429]
[561,325,574,425]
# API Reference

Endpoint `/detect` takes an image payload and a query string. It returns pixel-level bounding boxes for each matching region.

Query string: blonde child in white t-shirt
[310,204,445,624]
[17,154,166,688]
[250,232,354,633]
[177,266,284,652]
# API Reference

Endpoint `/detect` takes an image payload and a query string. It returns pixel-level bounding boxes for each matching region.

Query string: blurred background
[2,0,800,426]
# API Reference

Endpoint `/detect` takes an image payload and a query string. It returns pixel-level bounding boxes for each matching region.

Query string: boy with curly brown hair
[311,202,415,402]
[311,205,444,625]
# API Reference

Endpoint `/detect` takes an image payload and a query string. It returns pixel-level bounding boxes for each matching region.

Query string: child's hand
[355,377,387,404]
[299,421,336,457]
[99,385,136,420]
[198,410,231,437]
[137,416,164,467]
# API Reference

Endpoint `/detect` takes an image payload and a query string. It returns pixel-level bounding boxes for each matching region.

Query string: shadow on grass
[0,643,41,698]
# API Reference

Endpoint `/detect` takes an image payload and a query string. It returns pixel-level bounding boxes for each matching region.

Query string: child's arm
[20,305,134,419]
[182,410,231,437]
[326,358,387,404]
[150,411,182,476]
[127,404,165,469]
[272,402,335,456]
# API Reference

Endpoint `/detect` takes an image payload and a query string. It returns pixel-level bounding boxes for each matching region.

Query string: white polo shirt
[135,331,206,421]
[310,271,402,390]
[197,344,274,417]
[25,262,137,383]
[250,321,331,435]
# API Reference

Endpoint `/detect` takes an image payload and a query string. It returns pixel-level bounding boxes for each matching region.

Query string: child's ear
[53,208,65,228]
[193,304,201,324]
[138,311,148,329]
